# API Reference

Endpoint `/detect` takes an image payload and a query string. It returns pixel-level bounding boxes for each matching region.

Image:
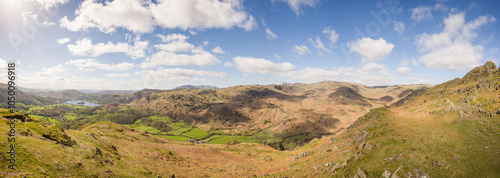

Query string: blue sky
[0,0,499,90]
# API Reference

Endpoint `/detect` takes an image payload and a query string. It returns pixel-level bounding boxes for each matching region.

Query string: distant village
[187,139,206,144]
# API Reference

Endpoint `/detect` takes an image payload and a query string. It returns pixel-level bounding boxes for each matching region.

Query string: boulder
[382,170,391,178]
[353,167,368,178]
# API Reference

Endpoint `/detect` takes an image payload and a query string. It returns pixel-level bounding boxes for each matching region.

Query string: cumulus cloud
[60,0,154,33]
[150,0,257,31]
[37,64,65,77]
[347,37,394,62]
[233,57,295,74]
[293,45,311,56]
[273,0,321,16]
[154,41,194,53]
[67,38,148,59]
[212,47,226,54]
[416,12,496,71]
[396,67,411,76]
[265,28,278,40]
[322,26,339,46]
[142,34,220,68]
[157,33,189,42]
[57,38,70,44]
[410,6,433,22]
[66,59,135,71]
[308,36,331,54]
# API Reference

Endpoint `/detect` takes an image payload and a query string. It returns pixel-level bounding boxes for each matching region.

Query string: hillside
[0,84,55,108]
[0,62,498,177]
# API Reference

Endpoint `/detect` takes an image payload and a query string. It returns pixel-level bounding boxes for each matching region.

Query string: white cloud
[347,37,394,62]
[67,38,148,59]
[396,67,411,76]
[416,12,496,71]
[150,0,257,31]
[308,36,331,54]
[29,0,69,9]
[66,59,135,71]
[37,64,65,77]
[57,38,70,44]
[322,26,339,46]
[278,67,339,81]
[157,34,189,42]
[0,58,8,71]
[60,0,154,33]
[410,6,433,22]
[141,51,220,68]
[233,57,295,74]
[293,44,311,56]
[265,28,278,40]
[105,73,131,77]
[273,0,321,16]
[394,21,405,34]
[212,47,226,54]
[143,33,221,68]
[154,40,194,53]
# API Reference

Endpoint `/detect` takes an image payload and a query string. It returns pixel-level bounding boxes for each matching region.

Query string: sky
[0,0,499,90]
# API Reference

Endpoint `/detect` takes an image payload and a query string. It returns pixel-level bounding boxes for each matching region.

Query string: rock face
[461,61,498,84]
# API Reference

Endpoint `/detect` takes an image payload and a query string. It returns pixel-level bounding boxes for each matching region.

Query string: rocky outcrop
[461,61,498,84]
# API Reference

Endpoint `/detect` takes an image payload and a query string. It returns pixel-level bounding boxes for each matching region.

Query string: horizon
[1,0,499,90]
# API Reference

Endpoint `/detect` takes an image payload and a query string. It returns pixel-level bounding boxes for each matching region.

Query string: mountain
[0,83,56,108]
[29,89,87,101]
[174,85,219,90]
[91,90,137,95]
[0,62,498,177]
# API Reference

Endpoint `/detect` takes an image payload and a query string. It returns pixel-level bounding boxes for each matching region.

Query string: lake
[64,100,101,107]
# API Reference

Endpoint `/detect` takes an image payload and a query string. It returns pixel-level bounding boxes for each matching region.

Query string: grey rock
[354,167,368,178]
[382,170,391,178]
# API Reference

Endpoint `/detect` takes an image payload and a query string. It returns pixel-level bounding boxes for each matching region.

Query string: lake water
[64,100,101,107]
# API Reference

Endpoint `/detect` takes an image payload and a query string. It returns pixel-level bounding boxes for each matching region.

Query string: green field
[182,128,209,139]
[29,114,59,124]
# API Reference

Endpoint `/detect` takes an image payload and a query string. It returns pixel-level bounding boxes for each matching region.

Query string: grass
[182,128,209,139]
[28,114,59,124]
[155,135,191,141]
